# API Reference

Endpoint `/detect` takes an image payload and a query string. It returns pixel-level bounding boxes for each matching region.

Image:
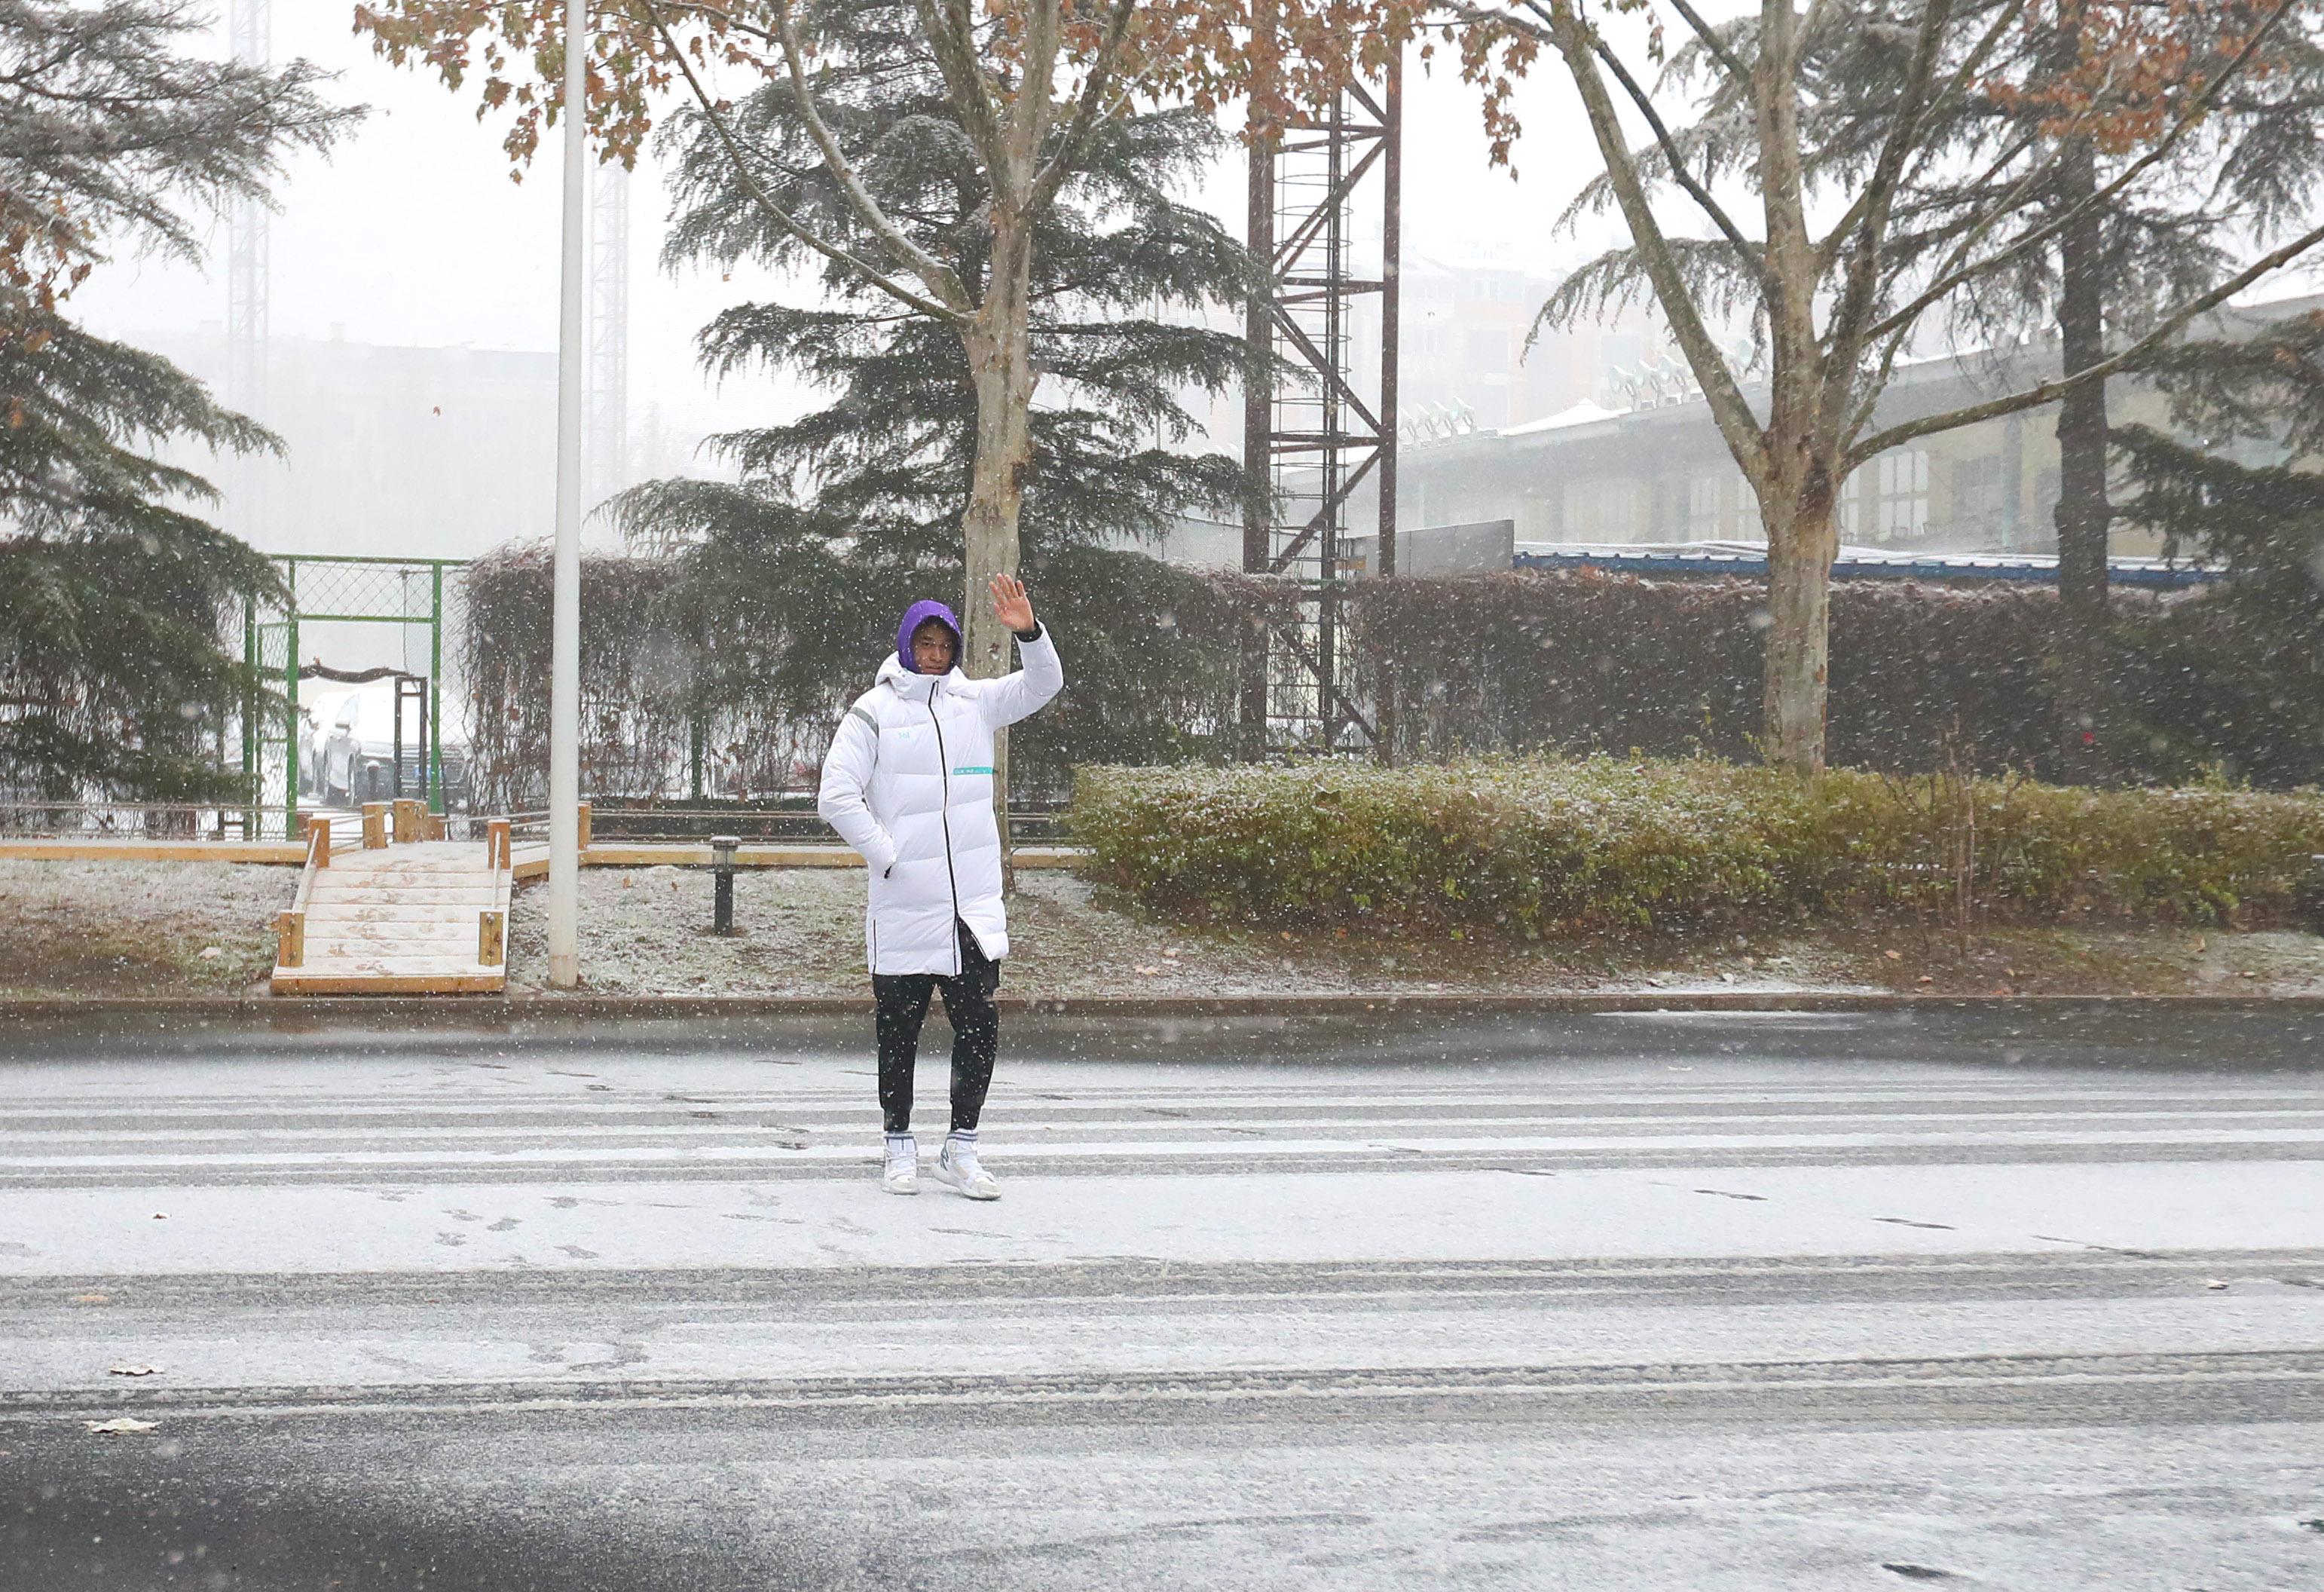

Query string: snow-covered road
[3,1009,2321,1589]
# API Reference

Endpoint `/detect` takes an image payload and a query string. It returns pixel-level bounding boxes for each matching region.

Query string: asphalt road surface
[3,1006,2322,1590]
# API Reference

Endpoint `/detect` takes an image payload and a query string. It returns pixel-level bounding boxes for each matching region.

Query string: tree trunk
[960,218,1038,890]
[1761,470,1839,775]
[2052,133,2110,782]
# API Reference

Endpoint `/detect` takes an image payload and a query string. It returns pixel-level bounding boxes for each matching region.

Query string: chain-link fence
[234,555,472,841]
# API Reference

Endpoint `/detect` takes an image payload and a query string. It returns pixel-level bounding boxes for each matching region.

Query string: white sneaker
[933,1133,999,1200]
[882,1133,918,1196]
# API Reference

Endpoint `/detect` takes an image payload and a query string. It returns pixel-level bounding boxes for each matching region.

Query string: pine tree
[0,2,353,803]
[2108,306,2324,785]
[616,3,1250,794]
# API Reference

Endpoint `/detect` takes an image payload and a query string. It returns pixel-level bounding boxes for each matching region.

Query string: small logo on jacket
[953,765,995,776]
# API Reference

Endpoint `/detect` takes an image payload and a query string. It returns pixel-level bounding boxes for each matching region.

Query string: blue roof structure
[1510,543,2219,589]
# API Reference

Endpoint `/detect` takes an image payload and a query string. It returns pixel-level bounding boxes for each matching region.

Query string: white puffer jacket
[816,627,1064,975]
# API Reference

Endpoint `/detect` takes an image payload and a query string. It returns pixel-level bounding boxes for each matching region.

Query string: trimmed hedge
[1072,757,2324,935]
[457,550,2323,812]
[457,541,1236,810]
[1346,569,2320,786]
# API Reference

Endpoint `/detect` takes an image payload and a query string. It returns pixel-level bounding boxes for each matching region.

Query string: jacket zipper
[927,691,964,975]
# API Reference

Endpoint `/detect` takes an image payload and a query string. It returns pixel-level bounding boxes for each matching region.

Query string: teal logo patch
[953,765,995,776]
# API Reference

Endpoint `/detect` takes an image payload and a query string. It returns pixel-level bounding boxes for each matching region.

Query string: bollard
[2300,854,2324,937]
[711,834,739,935]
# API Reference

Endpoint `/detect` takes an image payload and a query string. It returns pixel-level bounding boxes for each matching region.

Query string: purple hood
[897,599,962,674]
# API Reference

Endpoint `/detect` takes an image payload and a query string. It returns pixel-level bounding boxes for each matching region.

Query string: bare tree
[1446,0,2324,773]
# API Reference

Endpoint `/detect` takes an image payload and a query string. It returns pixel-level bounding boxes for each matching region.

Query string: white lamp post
[548,0,587,988]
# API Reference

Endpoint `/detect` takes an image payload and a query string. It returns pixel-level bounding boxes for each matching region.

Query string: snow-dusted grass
[2,854,2316,1002]
[500,866,1526,998]
[0,860,292,996]
[495,862,2324,1000]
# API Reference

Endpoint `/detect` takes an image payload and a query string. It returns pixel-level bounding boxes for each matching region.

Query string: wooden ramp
[273,805,512,995]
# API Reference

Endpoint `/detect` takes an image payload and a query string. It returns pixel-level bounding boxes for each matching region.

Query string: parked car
[298,690,354,799]
[317,681,470,808]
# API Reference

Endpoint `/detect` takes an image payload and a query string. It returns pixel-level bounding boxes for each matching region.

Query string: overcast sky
[84,6,2322,461]
[81,8,1622,455]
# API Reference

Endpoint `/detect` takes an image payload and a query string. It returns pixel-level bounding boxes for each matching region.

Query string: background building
[142,325,565,561]
[1347,252,1660,435]
[1393,295,2324,558]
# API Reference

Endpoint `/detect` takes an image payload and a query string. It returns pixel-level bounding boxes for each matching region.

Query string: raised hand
[989,573,1035,633]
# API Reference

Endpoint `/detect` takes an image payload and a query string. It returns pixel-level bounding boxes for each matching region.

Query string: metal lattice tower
[1243,37,1402,757]
[226,0,271,542]
[586,161,631,513]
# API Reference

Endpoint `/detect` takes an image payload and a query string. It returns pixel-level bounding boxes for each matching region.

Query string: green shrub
[1071,757,2324,935]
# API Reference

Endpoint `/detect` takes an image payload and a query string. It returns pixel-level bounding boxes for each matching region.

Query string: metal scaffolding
[226,0,270,543]
[586,160,631,513]
[1243,37,1402,757]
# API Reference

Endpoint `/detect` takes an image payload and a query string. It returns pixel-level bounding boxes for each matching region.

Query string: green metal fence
[240,555,469,840]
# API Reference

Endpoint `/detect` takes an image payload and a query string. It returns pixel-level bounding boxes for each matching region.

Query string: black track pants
[872,920,1000,1134]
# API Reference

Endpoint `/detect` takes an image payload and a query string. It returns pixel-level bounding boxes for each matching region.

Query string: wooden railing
[274,819,332,969]
[479,816,512,967]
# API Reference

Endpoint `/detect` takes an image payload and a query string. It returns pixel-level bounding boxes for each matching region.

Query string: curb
[4,992,2323,1027]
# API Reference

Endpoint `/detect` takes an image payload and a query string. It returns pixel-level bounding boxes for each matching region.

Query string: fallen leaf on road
[84,1418,156,1435]
[151,1212,167,1220]
[1883,949,1903,961]
[1134,965,1160,976]
[108,1364,161,1377]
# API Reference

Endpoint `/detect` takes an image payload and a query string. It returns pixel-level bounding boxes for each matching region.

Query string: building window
[1954,453,2004,538]
[1464,329,1511,369]
[1561,476,1644,542]
[2033,466,2061,531]
[1689,473,1723,539]
[1735,472,1761,540]
[1872,449,1930,543]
